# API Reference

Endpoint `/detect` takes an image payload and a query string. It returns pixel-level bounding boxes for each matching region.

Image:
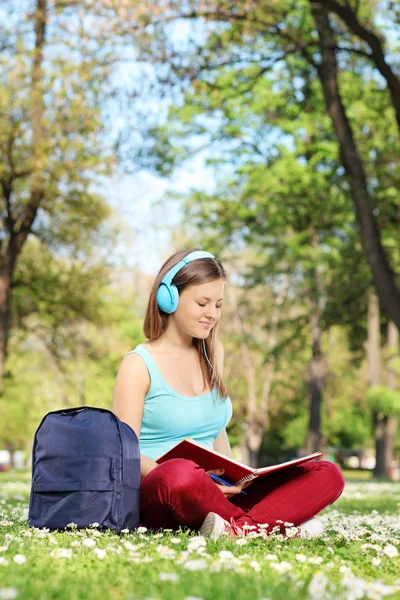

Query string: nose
[205,307,219,321]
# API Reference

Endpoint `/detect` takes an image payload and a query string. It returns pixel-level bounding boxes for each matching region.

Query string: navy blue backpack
[28,406,140,533]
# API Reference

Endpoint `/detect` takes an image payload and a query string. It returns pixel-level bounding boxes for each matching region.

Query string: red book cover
[156,438,322,486]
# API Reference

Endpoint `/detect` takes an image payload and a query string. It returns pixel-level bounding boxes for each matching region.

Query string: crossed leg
[139,458,345,533]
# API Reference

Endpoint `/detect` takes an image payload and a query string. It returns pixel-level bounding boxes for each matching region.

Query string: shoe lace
[224,517,245,538]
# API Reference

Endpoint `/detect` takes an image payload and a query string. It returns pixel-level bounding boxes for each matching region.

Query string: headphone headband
[156,250,216,314]
[160,251,215,286]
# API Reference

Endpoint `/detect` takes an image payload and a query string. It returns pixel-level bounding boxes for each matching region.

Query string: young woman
[112,249,345,538]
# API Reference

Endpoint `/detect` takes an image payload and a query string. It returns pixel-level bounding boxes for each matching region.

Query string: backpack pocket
[29,456,116,530]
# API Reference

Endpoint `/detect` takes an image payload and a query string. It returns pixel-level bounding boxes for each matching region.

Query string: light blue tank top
[126,343,233,461]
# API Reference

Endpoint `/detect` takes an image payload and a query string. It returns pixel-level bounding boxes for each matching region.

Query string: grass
[1,469,400,600]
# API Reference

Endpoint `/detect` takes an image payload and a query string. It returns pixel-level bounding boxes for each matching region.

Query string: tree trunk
[310,3,400,331]
[303,235,327,455]
[366,291,387,478]
[385,321,399,476]
[4,442,16,469]
[303,298,327,454]
[0,269,12,389]
[374,413,388,478]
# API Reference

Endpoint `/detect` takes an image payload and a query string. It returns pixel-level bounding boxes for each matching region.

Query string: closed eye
[197,303,222,308]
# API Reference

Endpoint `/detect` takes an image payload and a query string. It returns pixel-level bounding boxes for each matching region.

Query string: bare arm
[111,353,159,482]
[213,428,234,458]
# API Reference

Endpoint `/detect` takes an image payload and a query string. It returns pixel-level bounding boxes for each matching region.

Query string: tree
[131,0,400,328]
[0,0,116,393]
[0,251,145,456]
[309,2,400,331]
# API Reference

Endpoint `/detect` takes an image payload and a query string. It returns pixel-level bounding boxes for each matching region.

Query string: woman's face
[172,278,225,339]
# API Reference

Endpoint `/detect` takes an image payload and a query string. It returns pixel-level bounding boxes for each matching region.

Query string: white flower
[0,558,9,566]
[235,538,247,546]
[93,548,106,560]
[339,565,351,573]
[183,597,204,600]
[308,572,329,599]
[372,557,381,566]
[270,561,292,573]
[183,559,207,571]
[137,526,147,533]
[83,538,96,548]
[20,530,32,537]
[295,553,307,562]
[67,523,77,529]
[0,547,8,553]
[0,588,18,600]
[12,555,26,565]
[123,541,138,551]
[70,541,81,549]
[285,526,299,538]
[218,550,234,559]
[90,530,102,537]
[250,560,261,572]
[188,537,207,552]
[308,556,323,564]
[121,529,129,534]
[156,545,176,559]
[241,523,257,530]
[50,548,72,559]
[159,572,179,582]
[90,522,100,528]
[383,544,398,558]
[265,554,278,561]
[170,537,181,544]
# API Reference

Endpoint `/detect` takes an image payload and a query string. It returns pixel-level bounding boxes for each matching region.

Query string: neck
[158,321,194,350]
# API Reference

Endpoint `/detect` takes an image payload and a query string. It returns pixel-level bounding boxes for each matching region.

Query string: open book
[156,438,322,486]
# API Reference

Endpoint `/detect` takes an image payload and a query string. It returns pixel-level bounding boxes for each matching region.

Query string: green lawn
[0,470,400,600]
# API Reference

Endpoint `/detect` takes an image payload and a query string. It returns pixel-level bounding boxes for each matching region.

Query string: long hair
[143,248,229,400]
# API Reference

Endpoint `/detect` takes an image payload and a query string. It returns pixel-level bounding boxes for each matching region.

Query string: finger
[206,468,225,475]
[226,486,243,495]
[242,480,255,488]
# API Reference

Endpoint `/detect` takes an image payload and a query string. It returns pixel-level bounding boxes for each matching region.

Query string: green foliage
[0,272,144,451]
[11,239,108,328]
[366,385,400,417]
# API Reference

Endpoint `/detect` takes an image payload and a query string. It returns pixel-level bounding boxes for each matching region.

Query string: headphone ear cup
[169,285,179,313]
[156,283,179,314]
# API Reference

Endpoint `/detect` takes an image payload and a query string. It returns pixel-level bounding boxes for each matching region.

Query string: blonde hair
[143,248,229,400]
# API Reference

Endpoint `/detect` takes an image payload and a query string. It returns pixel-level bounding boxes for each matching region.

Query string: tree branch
[314,0,400,132]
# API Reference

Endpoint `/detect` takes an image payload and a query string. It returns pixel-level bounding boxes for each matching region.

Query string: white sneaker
[299,517,325,539]
[199,512,244,539]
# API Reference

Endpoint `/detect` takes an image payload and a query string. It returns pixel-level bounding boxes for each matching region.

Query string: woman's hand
[206,468,253,499]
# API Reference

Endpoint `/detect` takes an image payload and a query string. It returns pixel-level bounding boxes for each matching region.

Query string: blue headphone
[156,250,216,314]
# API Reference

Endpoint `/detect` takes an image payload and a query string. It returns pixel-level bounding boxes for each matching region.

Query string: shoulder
[119,351,151,394]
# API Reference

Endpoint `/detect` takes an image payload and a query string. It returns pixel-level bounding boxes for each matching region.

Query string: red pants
[139,458,345,532]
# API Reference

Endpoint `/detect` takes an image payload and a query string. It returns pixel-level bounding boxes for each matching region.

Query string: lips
[199,322,211,327]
